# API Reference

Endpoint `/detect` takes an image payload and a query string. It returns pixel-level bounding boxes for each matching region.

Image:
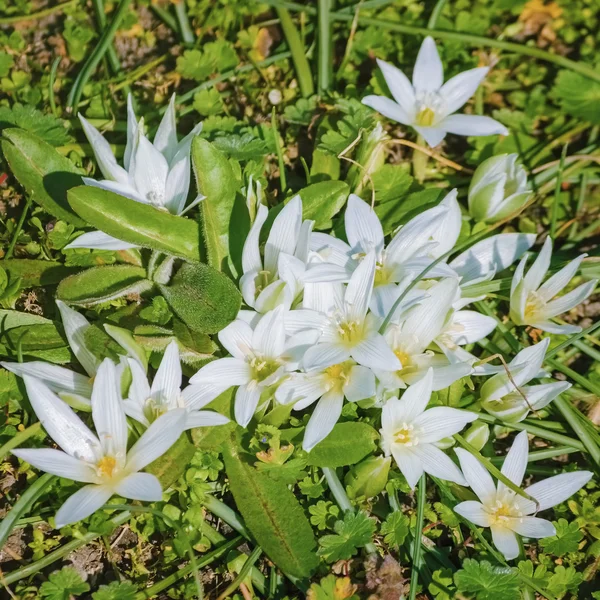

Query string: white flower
[468,154,531,223]
[510,237,598,334]
[12,360,186,527]
[276,361,376,452]
[479,338,570,422]
[296,251,401,373]
[188,307,306,427]
[240,196,314,313]
[305,192,460,313]
[380,369,476,488]
[66,94,203,251]
[455,431,593,560]
[362,36,508,147]
[376,278,472,391]
[124,340,229,430]
[1,300,146,410]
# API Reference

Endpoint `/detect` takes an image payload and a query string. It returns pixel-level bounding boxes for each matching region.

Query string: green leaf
[92,581,137,600]
[222,431,319,579]
[0,104,71,146]
[454,559,519,600]
[552,71,600,124]
[192,137,239,271]
[1,128,85,226]
[307,422,378,468]
[40,566,90,599]
[298,180,349,230]
[191,389,237,450]
[380,510,409,548]
[539,519,583,556]
[4,323,67,351]
[306,575,359,600]
[317,511,376,562]
[1,259,81,288]
[159,262,241,335]
[57,265,152,306]
[146,432,196,489]
[193,88,224,116]
[67,186,201,261]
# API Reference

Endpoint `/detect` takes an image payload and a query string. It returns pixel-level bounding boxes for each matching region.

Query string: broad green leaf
[307,422,378,467]
[553,71,600,125]
[192,137,238,271]
[67,186,201,261]
[146,432,196,489]
[222,431,319,579]
[191,388,237,450]
[454,559,519,600]
[1,128,86,226]
[0,309,54,329]
[159,262,241,335]
[298,180,349,230]
[310,148,341,182]
[1,259,81,288]
[4,323,67,351]
[57,265,152,306]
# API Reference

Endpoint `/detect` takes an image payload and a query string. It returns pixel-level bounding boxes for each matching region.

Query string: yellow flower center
[524,291,544,319]
[249,356,281,383]
[97,456,117,478]
[488,499,522,526]
[325,363,345,379]
[393,422,417,446]
[416,107,436,127]
[337,320,362,344]
[394,349,411,368]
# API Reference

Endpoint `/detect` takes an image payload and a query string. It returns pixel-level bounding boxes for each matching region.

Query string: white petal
[64,229,139,251]
[439,114,509,137]
[303,262,351,283]
[391,447,424,489]
[122,398,149,427]
[303,281,345,315]
[275,374,326,407]
[284,309,328,336]
[375,58,416,117]
[454,447,496,504]
[415,407,477,444]
[345,194,384,255]
[400,367,434,421]
[264,195,302,275]
[115,472,163,501]
[127,358,151,408]
[56,300,99,378]
[537,254,585,302]
[303,390,344,451]
[430,190,462,258]
[345,250,376,322]
[344,365,376,401]
[126,409,186,472]
[234,384,261,427]
[412,36,443,92]
[454,501,491,527]
[451,233,536,285]
[22,375,100,463]
[55,484,113,527]
[184,410,230,429]
[189,357,251,386]
[123,94,138,170]
[414,126,447,148]
[445,311,497,345]
[81,177,146,203]
[491,525,519,560]
[524,236,552,292]
[413,443,467,486]
[294,219,314,263]
[242,204,268,275]
[132,135,169,204]
[439,67,489,114]
[150,340,181,407]
[181,382,230,410]
[254,278,291,313]
[219,320,254,360]
[153,94,178,162]
[530,321,582,335]
[508,516,555,539]
[164,152,191,215]
[303,343,351,371]
[518,470,593,514]
[362,95,412,126]
[430,362,473,390]
[351,333,400,371]
[252,306,286,358]
[12,448,97,483]
[78,114,129,184]
[310,232,352,267]
[543,280,597,319]
[1,361,92,398]
[91,359,128,459]
[498,430,528,494]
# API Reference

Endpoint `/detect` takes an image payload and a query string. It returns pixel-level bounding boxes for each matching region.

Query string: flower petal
[391,447,424,489]
[543,280,597,319]
[150,340,182,407]
[490,525,520,560]
[132,135,169,204]
[153,93,178,162]
[242,203,268,275]
[181,382,230,410]
[344,250,376,322]
[498,430,528,494]
[507,516,556,539]
[115,472,163,501]
[375,58,416,117]
[524,236,552,291]
[189,357,251,386]
[345,194,385,255]
[415,407,477,444]
[414,126,447,148]
[440,67,489,114]
[445,311,497,345]
[126,409,187,472]
[455,447,496,504]
[164,152,192,215]
[439,114,509,137]
[275,373,326,407]
[12,448,98,483]
[537,254,586,302]
[303,390,344,451]
[184,410,230,429]
[413,443,467,485]
[362,95,412,126]
[252,306,286,358]
[454,501,492,527]
[412,36,443,92]
[55,484,113,528]
[234,384,261,427]
[303,343,351,371]
[351,333,400,371]
[344,365,376,402]
[264,195,302,275]
[64,229,139,251]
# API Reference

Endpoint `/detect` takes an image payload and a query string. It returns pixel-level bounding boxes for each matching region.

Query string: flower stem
[412,135,429,183]
[173,0,195,45]
[6,194,33,259]
[216,546,263,600]
[202,494,252,540]
[408,474,427,600]
[317,0,332,93]
[272,108,288,192]
[0,0,78,24]
[549,144,568,238]
[0,422,42,462]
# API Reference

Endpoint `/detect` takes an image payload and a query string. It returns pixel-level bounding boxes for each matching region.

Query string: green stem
[3,511,131,585]
[150,4,178,31]
[48,56,61,116]
[67,0,132,112]
[545,320,600,359]
[203,495,252,540]
[6,194,33,259]
[216,546,263,600]
[553,396,600,467]
[549,144,568,238]
[0,422,42,462]
[275,7,315,97]
[427,0,447,29]
[271,108,288,192]
[412,134,429,183]
[489,446,579,465]
[174,0,195,44]
[263,1,600,83]
[409,474,427,600]
[0,0,78,24]
[317,0,332,93]
[0,473,54,550]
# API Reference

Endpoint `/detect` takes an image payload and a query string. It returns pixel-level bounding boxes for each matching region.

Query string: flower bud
[468,154,531,223]
[345,455,391,499]
[464,421,490,451]
[245,175,265,224]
